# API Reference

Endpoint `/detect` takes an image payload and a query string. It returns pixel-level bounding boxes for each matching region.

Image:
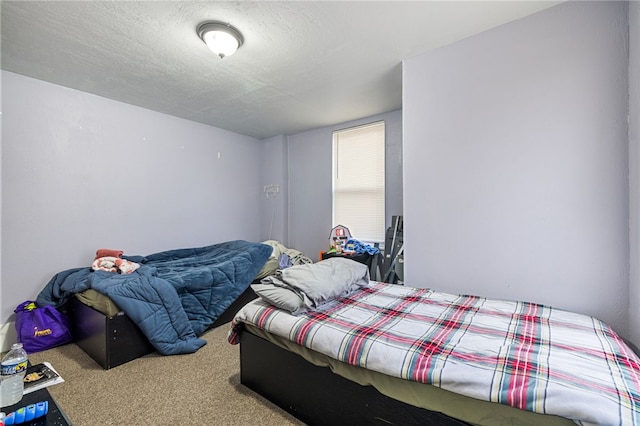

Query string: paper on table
[23,362,64,394]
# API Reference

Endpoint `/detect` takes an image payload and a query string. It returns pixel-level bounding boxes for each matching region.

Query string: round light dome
[197,21,244,59]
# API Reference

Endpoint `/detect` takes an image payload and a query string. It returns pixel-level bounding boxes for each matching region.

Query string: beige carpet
[26,324,305,426]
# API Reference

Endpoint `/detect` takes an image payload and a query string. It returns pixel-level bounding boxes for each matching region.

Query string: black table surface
[321,251,373,263]
[1,385,71,426]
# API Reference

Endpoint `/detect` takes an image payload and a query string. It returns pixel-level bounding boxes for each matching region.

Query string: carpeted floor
[26,324,305,425]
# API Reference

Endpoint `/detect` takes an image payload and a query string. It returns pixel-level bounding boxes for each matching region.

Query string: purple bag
[14,301,72,353]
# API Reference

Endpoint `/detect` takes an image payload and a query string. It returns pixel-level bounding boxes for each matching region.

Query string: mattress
[75,289,121,317]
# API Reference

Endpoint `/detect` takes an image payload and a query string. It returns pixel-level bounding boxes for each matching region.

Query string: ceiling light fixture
[197,21,244,59]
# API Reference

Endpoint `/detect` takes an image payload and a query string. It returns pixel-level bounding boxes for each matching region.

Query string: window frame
[331,120,386,243]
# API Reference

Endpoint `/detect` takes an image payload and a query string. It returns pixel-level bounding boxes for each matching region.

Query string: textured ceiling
[1,1,560,139]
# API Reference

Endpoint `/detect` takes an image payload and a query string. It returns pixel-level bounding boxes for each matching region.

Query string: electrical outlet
[263,184,280,198]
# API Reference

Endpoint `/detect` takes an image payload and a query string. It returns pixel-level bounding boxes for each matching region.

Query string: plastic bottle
[0,343,28,407]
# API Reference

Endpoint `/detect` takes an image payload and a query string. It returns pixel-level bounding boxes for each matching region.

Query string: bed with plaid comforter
[229,281,640,426]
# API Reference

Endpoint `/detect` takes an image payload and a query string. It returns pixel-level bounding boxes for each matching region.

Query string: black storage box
[69,287,257,369]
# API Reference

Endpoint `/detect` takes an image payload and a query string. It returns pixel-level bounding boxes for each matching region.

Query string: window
[332,121,385,242]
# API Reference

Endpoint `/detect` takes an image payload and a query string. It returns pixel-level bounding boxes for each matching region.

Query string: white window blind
[332,121,385,242]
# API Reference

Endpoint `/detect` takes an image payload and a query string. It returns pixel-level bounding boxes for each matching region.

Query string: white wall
[404,2,631,339]
[1,71,264,349]
[287,110,403,260]
[629,1,640,347]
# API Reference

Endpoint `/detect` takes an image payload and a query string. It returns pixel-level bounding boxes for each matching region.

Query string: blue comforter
[36,240,272,355]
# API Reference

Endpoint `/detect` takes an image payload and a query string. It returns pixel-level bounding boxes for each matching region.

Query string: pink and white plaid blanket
[229,282,640,425]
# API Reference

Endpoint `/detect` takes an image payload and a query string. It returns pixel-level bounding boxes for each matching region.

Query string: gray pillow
[251,283,307,315]
[277,257,369,310]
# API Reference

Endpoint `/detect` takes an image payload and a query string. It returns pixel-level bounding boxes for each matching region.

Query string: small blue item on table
[345,239,380,255]
[3,401,48,425]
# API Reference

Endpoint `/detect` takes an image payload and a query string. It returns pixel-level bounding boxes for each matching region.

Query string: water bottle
[0,343,28,407]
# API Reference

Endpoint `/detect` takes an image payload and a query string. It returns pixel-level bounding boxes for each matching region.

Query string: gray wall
[629,1,640,347]
[260,134,288,244]
[403,2,631,340]
[287,110,402,260]
[1,71,264,346]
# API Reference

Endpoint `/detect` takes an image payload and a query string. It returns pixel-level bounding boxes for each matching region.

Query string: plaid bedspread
[229,282,640,425]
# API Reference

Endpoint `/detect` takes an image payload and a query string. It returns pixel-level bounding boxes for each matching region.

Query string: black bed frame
[70,287,257,369]
[239,330,471,426]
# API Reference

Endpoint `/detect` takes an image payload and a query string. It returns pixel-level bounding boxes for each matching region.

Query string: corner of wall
[628,1,640,348]
[259,134,288,245]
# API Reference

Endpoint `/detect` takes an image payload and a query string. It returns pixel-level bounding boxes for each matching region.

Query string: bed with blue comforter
[37,240,272,355]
